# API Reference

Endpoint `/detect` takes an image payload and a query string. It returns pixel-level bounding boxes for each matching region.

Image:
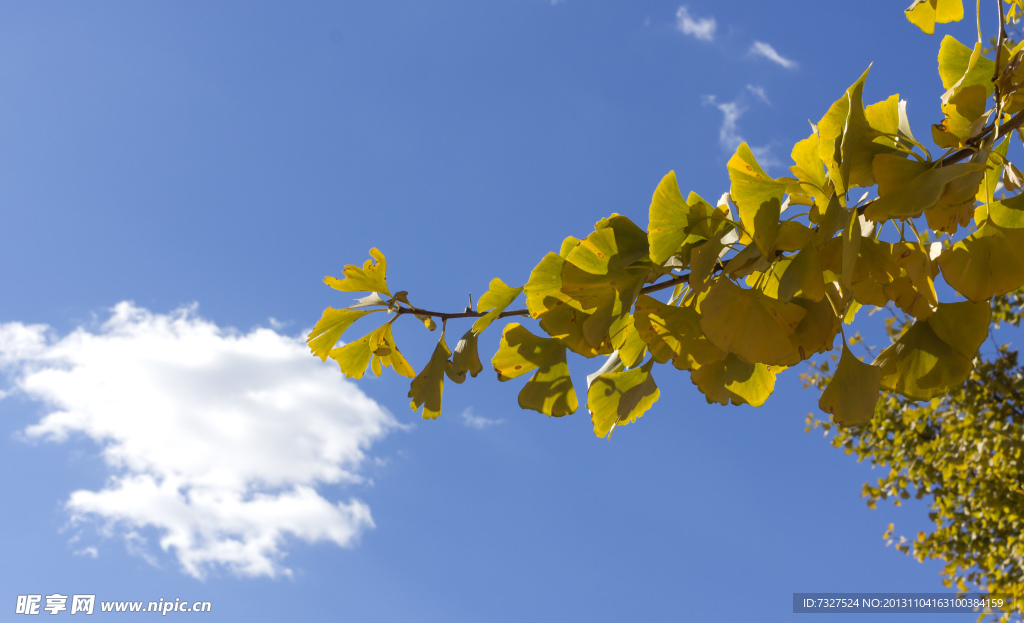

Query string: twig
[392,265,722,321]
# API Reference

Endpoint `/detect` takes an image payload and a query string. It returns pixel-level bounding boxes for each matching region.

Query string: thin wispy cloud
[702,94,780,168]
[460,407,502,430]
[749,41,797,69]
[702,95,745,152]
[746,84,770,105]
[0,302,398,580]
[675,6,716,41]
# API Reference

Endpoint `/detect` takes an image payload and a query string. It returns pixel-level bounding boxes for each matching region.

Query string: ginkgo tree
[308,0,1024,439]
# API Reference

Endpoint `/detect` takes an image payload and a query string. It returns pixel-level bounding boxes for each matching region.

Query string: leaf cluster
[309,0,1024,439]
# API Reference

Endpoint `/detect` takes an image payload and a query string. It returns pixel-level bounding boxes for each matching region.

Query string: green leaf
[472,278,524,334]
[699,278,807,365]
[873,301,990,400]
[690,353,779,407]
[324,248,392,296]
[307,307,378,361]
[452,329,484,379]
[588,358,660,439]
[409,330,455,419]
[634,295,725,371]
[728,142,788,257]
[906,0,964,35]
[492,324,578,417]
[818,344,882,426]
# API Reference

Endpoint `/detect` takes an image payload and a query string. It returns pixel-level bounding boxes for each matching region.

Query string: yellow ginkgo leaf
[778,242,826,302]
[906,0,964,35]
[789,132,829,208]
[471,278,524,335]
[588,358,660,439]
[689,353,780,407]
[609,314,648,369]
[307,307,378,361]
[728,142,789,257]
[330,321,415,380]
[938,223,1024,301]
[779,296,841,366]
[409,330,455,419]
[634,295,725,371]
[873,300,990,400]
[594,214,651,267]
[864,162,986,221]
[492,324,578,417]
[324,248,392,296]
[648,171,694,265]
[818,344,882,426]
[699,278,807,365]
[452,329,484,379]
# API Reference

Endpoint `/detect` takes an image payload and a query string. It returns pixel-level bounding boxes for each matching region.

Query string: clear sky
[0,1,994,620]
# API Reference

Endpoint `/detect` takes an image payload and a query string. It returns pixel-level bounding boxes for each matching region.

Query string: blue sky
[0,1,996,620]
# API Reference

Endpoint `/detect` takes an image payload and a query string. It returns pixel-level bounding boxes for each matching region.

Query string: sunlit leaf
[307,307,378,361]
[325,248,392,296]
[595,214,651,267]
[452,329,484,379]
[906,0,964,35]
[873,301,990,400]
[331,321,415,380]
[818,344,882,426]
[932,84,987,149]
[634,295,725,371]
[699,278,807,365]
[647,172,727,265]
[609,314,648,369]
[690,353,780,407]
[778,242,826,302]
[863,162,985,221]
[409,329,455,419]
[492,324,578,417]
[588,358,660,438]
[728,142,790,257]
[779,296,841,366]
[472,278,524,334]
[938,223,1024,301]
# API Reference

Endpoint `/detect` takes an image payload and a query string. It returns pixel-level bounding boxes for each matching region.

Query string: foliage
[805,291,1024,620]
[310,0,1024,440]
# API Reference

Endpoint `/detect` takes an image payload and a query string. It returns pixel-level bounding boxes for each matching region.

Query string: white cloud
[749,41,797,69]
[746,84,770,105]
[676,6,716,41]
[0,302,397,579]
[459,407,502,430]
[702,95,745,152]
[702,94,780,169]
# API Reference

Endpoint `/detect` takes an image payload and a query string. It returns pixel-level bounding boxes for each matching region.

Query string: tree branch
[391,265,723,322]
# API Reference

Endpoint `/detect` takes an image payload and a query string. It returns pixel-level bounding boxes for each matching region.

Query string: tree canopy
[806,291,1024,620]
[308,0,1024,439]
